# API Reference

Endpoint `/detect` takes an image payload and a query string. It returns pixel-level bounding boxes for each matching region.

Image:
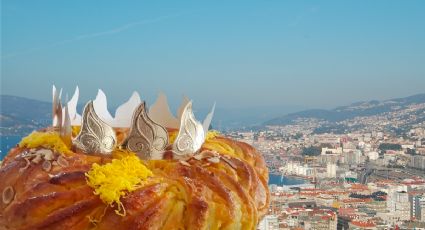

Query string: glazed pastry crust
[0,134,269,230]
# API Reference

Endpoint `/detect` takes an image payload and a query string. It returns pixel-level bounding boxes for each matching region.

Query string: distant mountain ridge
[265,93,425,125]
[0,95,51,126]
[2,93,424,136]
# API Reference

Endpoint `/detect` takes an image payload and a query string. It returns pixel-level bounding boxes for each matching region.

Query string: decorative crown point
[121,101,168,160]
[203,102,216,133]
[93,89,114,124]
[148,92,180,129]
[52,85,63,128]
[67,86,81,126]
[61,103,72,146]
[73,101,117,155]
[172,101,205,159]
[112,91,141,127]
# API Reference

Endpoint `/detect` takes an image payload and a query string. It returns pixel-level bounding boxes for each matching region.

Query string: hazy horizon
[2,1,425,109]
[0,91,423,111]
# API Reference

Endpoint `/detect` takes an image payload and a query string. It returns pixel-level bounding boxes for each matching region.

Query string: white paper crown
[52,85,215,159]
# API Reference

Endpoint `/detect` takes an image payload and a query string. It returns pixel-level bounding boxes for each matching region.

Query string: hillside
[2,93,424,136]
[264,94,425,133]
[0,95,52,135]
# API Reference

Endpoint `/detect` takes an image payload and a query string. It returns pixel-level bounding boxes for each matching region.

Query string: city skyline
[2,1,425,109]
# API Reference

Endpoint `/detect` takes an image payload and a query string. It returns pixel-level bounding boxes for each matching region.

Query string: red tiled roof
[402,181,425,185]
[350,221,376,228]
[338,208,356,214]
[342,198,372,203]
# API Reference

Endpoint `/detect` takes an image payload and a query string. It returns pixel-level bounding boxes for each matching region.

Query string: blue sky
[1,0,424,109]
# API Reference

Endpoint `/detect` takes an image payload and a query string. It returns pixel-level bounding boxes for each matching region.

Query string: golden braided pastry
[0,130,269,230]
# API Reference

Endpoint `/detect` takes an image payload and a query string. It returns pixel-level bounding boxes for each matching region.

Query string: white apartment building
[326,163,337,178]
[282,162,314,177]
[387,188,411,223]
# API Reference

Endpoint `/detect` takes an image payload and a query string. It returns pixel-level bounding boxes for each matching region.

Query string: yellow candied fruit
[71,126,81,137]
[19,131,73,155]
[85,155,153,216]
[205,130,220,141]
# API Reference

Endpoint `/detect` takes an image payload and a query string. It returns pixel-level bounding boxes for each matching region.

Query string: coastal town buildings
[230,110,425,229]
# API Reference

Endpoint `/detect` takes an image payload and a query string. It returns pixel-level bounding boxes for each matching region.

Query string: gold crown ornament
[120,101,168,160]
[51,85,215,160]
